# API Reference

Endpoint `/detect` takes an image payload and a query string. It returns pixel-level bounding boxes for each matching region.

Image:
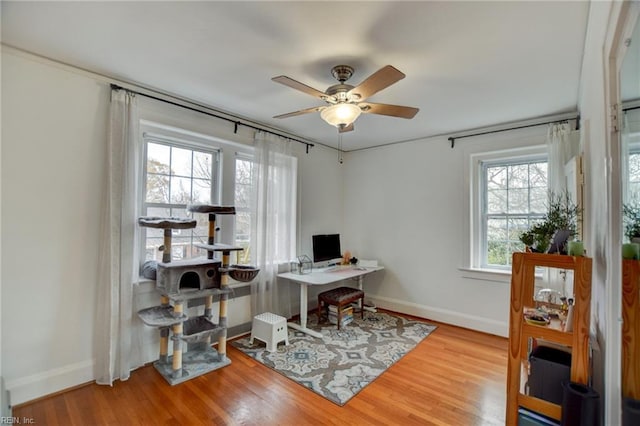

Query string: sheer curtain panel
[546,122,580,194]
[250,131,297,319]
[96,89,142,385]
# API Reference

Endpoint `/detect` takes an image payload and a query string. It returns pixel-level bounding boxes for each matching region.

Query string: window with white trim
[141,135,220,262]
[480,157,548,268]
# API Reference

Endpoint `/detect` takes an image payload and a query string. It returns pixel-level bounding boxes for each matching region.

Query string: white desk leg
[287,282,323,338]
[357,275,377,313]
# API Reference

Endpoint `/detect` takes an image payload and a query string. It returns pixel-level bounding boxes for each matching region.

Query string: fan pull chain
[338,133,344,164]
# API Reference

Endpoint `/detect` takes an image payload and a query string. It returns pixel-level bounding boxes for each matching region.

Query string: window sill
[459,267,511,283]
[459,267,544,284]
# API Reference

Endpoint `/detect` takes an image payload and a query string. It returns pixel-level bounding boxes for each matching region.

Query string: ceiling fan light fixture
[320,103,361,128]
[272,64,417,133]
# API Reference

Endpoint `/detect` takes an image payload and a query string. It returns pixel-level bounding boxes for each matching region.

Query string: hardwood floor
[13,315,508,425]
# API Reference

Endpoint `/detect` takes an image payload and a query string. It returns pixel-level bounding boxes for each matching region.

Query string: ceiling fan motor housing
[326,84,356,102]
[331,65,354,83]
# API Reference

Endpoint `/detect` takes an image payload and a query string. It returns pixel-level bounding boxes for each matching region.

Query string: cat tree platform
[152,346,231,385]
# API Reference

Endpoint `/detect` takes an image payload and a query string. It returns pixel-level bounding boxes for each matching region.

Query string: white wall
[0,48,344,405]
[1,50,109,405]
[342,125,551,336]
[292,143,346,308]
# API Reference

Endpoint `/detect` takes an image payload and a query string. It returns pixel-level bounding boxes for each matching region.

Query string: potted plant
[519,222,552,253]
[622,202,640,259]
[519,191,581,254]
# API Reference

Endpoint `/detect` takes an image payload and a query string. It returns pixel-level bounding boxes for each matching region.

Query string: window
[481,157,548,268]
[142,136,220,262]
[629,150,640,201]
[234,155,254,264]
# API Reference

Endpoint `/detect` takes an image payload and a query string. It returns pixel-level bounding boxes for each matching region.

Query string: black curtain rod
[448,115,580,148]
[624,105,640,112]
[110,84,315,153]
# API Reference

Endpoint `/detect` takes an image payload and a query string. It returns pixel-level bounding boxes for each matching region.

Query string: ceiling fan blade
[360,102,419,119]
[272,75,329,100]
[339,123,354,133]
[348,65,406,101]
[273,106,323,119]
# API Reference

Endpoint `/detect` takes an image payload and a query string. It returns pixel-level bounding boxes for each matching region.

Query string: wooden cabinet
[622,259,640,399]
[506,252,592,425]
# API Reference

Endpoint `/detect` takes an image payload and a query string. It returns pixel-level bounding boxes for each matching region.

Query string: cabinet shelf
[506,252,592,425]
[517,394,562,421]
[521,323,573,347]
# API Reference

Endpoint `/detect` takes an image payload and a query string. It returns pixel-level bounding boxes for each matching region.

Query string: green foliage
[519,230,535,247]
[623,202,640,241]
[546,191,580,234]
[487,241,508,265]
[518,191,581,253]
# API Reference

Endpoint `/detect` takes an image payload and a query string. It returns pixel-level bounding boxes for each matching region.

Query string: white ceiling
[1,1,591,151]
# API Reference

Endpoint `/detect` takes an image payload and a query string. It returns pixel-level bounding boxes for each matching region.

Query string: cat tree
[137,205,258,385]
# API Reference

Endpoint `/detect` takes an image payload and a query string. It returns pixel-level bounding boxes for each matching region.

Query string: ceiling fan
[272,65,419,133]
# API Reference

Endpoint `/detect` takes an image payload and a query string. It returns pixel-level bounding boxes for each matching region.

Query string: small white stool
[250,312,289,352]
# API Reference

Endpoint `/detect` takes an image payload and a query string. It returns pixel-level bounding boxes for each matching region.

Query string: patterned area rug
[231,311,436,406]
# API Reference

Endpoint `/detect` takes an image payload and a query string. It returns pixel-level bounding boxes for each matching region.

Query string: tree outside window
[142,141,218,262]
[483,159,548,267]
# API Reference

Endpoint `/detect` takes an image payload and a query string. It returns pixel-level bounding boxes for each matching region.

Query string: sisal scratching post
[158,295,170,363]
[159,327,169,364]
[171,302,184,379]
[207,213,216,260]
[204,295,213,319]
[162,228,172,263]
[218,251,230,357]
[203,294,214,346]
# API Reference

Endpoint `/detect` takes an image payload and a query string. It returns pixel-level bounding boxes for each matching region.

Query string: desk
[277,266,384,338]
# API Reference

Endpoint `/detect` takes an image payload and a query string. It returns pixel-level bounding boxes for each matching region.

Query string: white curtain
[546,122,580,195]
[96,89,143,385]
[250,131,297,318]
[544,122,580,296]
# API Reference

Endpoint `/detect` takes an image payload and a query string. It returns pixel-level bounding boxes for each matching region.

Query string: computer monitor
[312,234,342,264]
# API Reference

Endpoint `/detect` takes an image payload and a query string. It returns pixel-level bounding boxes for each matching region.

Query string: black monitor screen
[312,234,342,263]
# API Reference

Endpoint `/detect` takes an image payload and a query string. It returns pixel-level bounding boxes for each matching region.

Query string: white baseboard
[5,360,94,406]
[369,295,509,337]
